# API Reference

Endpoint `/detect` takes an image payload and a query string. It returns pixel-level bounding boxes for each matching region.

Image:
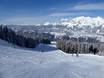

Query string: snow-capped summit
[60,16,104,28]
[43,16,104,28]
[43,22,51,25]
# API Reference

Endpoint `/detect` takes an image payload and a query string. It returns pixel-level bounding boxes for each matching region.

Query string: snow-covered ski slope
[0,40,104,78]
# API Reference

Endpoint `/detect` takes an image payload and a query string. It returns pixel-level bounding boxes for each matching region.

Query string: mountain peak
[60,16,104,27]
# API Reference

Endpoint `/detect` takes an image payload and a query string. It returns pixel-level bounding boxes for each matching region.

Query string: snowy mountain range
[4,16,104,41]
[44,16,104,28]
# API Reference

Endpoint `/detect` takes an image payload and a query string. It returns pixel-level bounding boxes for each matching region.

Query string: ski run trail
[0,40,104,78]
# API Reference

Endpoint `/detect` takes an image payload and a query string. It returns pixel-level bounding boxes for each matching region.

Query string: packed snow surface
[0,40,104,78]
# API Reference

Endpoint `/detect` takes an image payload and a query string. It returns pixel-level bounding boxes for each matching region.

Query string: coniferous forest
[56,40,99,55]
[0,25,51,48]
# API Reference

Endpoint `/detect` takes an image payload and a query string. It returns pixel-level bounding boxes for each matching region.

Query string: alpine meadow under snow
[0,40,104,78]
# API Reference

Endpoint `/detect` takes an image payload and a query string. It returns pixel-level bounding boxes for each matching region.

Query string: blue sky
[0,0,104,25]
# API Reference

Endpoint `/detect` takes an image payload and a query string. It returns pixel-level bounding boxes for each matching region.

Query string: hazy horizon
[0,0,104,25]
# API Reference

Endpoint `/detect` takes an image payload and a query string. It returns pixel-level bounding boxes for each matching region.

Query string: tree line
[0,25,51,48]
[57,40,99,56]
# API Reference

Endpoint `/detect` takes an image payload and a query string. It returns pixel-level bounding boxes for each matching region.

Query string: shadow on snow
[34,44,58,52]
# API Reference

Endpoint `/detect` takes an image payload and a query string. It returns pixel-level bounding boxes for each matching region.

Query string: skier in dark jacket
[93,48,99,55]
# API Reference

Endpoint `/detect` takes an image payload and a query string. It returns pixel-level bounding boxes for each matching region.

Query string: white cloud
[49,12,89,17]
[0,17,36,25]
[0,16,51,25]
[73,3,104,10]
[0,15,64,25]
[49,13,71,16]
[0,12,90,25]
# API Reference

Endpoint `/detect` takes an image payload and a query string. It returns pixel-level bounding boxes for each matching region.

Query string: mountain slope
[0,40,104,78]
